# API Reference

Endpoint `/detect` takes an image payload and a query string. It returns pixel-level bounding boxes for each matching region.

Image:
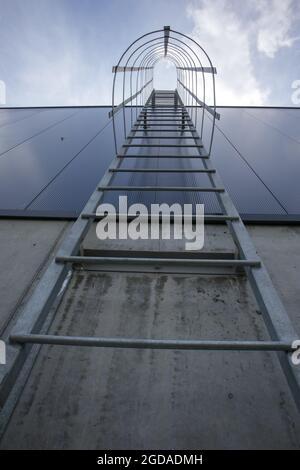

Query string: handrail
[109,79,153,118]
[178,79,220,120]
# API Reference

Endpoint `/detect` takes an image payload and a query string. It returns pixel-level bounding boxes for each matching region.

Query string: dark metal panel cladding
[0,106,299,219]
[210,108,299,214]
[0,108,112,210]
[0,108,43,129]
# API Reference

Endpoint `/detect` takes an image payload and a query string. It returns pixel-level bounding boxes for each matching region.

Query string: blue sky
[0,0,299,107]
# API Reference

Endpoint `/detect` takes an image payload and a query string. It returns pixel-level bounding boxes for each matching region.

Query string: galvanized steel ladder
[1,28,300,413]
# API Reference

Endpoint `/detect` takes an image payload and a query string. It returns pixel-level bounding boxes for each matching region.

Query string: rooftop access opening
[153,59,177,90]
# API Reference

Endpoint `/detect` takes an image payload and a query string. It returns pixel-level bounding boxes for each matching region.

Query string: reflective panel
[28,121,117,213]
[0,108,77,156]
[211,108,300,214]
[0,108,112,211]
[0,108,42,129]
[0,106,299,221]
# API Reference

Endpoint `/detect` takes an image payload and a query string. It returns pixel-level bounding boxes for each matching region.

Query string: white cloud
[3,0,299,107]
[186,0,299,105]
[18,48,111,107]
[187,0,268,105]
[4,2,112,106]
[255,0,300,58]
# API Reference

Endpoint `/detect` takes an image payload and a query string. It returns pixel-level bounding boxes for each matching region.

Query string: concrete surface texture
[247,225,300,334]
[0,219,68,335]
[0,220,299,449]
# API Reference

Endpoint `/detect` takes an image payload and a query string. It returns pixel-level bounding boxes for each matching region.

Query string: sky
[0,0,300,107]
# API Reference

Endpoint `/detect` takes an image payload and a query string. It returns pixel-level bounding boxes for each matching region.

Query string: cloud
[2,1,112,106]
[187,0,269,105]
[186,0,299,105]
[18,45,111,106]
[2,0,299,107]
[255,0,300,58]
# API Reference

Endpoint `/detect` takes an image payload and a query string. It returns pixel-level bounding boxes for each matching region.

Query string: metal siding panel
[0,106,299,219]
[0,109,111,210]
[212,108,300,214]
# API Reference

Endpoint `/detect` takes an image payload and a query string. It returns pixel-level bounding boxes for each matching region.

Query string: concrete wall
[0,219,68,335]
[0,220,299,449]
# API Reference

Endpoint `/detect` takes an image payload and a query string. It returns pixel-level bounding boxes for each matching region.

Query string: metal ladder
[1,23,300,414]
[1,88,299,413]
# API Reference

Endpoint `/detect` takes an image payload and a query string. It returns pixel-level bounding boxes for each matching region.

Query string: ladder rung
[145,107,185,109]
[140,113,186,115]
[139,116,187,120]
[109,168,216,173]
[133,124,192,127]
[137,119,191,122]
[11,334,288,351]
[144,103,186,110]
[141,110,188,113]
[98,186,224,192]
[56,256,261,268]
[144,101,186,103]
[117,154,209,158]
[133,129,195,133]
[139,116,187,119]
[140,112,188,115]
[129,136,196,139]
[81,212,239,222]
[141,111,188,114]
[123,144,203,148]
